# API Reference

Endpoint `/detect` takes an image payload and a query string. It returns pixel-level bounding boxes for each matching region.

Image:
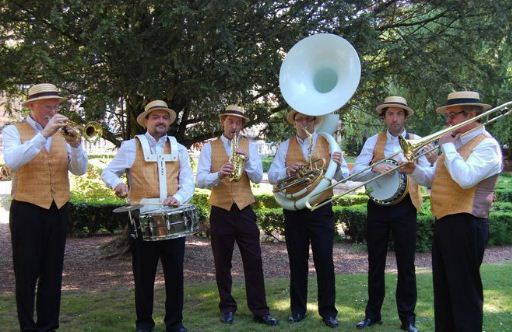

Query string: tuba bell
[273,33,361,210]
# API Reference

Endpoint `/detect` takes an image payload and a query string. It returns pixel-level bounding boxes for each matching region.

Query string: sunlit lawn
[1,262,511,331]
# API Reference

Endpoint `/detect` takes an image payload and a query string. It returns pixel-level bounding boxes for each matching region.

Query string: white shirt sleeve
[101,140,136,189]
[440,138,503,189]
[195,142,221,188]
[350,135,378,181]
[173,144,195,204]
[245,140,263,184]
[3,123,88,175]
[267,140,289,184]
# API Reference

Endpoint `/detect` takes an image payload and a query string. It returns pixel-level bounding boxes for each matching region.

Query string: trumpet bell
[279,33,361,116]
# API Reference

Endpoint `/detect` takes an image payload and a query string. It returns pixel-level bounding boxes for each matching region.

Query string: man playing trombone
[268,110,348,328]
[196,105,278,327]
[101,100,194,332]
[402,91,503,332]
[352,96,430,332]
[3,83,88,331]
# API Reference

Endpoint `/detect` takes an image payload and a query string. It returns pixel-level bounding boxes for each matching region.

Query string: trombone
[305,100,512,211]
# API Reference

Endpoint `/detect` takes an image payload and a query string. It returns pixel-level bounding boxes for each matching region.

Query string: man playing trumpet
[268,110,348,328]
[3,83,88,331]
[196,105,278,327]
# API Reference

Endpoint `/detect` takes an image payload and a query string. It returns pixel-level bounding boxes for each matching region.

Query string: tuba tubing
[273,131,340,210]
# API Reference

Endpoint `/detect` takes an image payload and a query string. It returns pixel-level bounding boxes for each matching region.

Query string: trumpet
[305,100,512,211]
[46,116,103,144]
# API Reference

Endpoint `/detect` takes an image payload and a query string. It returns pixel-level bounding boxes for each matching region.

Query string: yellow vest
[431,134,498,219]
[372,132,422,211]
[128,138,180,204]
[11,122,70,209]
[209,137,255,210]
[285,135,334,205]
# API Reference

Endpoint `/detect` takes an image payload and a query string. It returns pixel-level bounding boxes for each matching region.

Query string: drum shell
[138,204,199,241]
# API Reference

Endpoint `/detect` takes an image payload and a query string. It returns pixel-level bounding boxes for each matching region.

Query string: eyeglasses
[443,110,465,120]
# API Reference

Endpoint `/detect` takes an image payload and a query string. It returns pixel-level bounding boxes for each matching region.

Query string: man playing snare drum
[102,100,194,332]
[351,96,433,332]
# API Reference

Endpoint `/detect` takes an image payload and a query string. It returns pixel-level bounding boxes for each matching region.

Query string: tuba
[273,33,361,210]
[227,132,246,182]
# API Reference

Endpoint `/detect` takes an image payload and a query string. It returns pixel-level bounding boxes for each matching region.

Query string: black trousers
[130,235,185,332]
[365,195,417,325]
[432,213,488,332]
[209,204,269,317]
[10,200,68,332]
[283,203,337,319]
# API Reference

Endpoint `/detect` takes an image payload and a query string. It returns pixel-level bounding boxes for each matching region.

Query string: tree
[0,0,510,151]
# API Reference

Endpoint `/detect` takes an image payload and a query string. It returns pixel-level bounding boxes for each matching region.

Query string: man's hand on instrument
[439,132,457,146]
[42,114,68,138]
[114,183,128,198]
[423,143,439,164]
[286,163,303,177]
[399,161,416,174]
[331,151,342,165]
[372,162,395,176]
[163,196,180,207]
[219,162,235,178]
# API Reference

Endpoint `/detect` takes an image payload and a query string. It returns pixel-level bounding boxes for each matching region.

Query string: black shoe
[288,312,306,323]
[136,328,153,332]
[168,327,188,332]
[254,313,279,326]
[220,311,235,324]
[323,316,339,328]
[401,323,419,332]
[356,318,382,329]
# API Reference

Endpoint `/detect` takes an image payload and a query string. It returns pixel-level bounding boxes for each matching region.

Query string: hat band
[446,98,480,105]
[382,101,408,107]
[27,91,61,99]
[220,110,245,117]
[146,105,169,112]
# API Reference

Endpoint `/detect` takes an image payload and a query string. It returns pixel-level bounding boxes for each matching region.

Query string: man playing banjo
[351,96,433,332]
[101,100,194,332]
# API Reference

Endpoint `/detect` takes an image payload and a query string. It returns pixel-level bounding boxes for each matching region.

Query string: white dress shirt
[412,126,503,189]
[267,132,349,184]
[351,129,430,181]
[101,132,194,204]
[196,135,262,189]
[3,116,88,175]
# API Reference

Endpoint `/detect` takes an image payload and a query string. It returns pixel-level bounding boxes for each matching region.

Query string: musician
[196,105,278,327]
[352,96,430,332]
[3,83,88,331]
[268,110,348,329]
[101,100,194,332]
[403,91,503,331]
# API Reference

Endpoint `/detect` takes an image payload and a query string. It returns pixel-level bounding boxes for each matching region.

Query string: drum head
[113,204,143,213]
[367,170,400,201]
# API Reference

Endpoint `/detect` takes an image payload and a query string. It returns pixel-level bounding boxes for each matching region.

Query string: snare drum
[138,204,199,241]
[365,159,408,206]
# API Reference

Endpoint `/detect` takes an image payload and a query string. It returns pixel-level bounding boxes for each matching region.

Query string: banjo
[365,159,408,206]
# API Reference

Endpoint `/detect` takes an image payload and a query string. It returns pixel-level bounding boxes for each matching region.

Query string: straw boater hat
[22,83,67,106]
[136,100,177,128]
[219,105,249,123]
[286,109,321,125]
[375,96,414,117]
[435,91,492,114]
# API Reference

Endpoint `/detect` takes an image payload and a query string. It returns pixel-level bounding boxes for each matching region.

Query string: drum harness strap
[135,135,179,206]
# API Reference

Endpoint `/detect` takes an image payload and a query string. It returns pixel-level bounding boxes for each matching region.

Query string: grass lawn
[1,262,511,331]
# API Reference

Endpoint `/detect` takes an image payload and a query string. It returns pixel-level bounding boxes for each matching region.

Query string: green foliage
[1,1,511,148]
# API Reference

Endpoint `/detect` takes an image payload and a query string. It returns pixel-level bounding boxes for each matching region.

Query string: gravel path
[1,223,511,293]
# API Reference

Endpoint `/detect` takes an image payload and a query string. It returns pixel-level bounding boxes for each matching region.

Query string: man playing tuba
[196,105,278,327]
[268,110,348,328]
